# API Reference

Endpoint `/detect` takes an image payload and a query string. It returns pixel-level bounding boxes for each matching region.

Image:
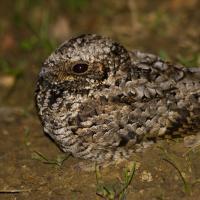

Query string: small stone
[141,171,153,182]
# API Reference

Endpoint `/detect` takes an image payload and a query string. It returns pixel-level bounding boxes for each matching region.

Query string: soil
[0,1,200,200]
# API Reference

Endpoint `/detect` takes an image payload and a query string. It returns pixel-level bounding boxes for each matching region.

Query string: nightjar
[35,34,200,163]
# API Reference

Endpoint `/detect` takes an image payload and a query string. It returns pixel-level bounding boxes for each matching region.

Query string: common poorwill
[35,34,200,163]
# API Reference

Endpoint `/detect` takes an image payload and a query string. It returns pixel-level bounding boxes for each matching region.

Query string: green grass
[0,58,24,78]
[158,50,170,61]
[60,0,89,11]
[95,162,136,200]
[32,151,70,167]
[158,50,200,67]
[163,158,191,194]
[176,53,200,67]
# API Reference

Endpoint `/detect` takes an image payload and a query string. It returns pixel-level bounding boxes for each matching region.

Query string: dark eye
[72,63,88,74]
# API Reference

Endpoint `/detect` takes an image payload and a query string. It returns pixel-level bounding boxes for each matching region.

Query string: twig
[0,189,31,193]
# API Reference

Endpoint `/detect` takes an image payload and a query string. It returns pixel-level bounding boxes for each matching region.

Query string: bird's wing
[129,50,200,81]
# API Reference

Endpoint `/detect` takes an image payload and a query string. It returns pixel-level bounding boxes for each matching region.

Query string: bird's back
[126,50,200,140]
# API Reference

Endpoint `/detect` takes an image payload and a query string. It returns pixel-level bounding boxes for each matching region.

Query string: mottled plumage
[35,34,200,163]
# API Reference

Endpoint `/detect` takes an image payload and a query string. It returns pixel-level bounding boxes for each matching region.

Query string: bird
[35,34,200,163]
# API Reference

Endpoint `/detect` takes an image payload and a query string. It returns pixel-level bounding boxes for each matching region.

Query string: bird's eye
[72,63,88,74]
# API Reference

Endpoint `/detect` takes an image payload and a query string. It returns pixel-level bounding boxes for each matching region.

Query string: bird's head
[39,34,131,94]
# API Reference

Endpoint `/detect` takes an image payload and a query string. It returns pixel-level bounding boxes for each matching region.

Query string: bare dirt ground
[0,1,200,199]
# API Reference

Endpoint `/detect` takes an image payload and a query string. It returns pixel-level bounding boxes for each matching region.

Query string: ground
[0,1,200,200]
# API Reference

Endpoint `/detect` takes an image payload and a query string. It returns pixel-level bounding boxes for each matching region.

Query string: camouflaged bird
[35,34,200,163]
